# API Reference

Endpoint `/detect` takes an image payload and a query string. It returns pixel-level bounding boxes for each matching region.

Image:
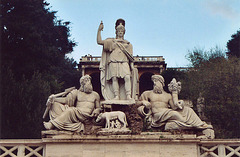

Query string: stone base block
[101,99,135,105]
[43,133,200,157]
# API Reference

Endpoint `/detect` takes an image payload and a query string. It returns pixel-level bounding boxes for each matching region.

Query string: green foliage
[0,0,80,138]
[227,29,240,58]
[161,68,187,94]
[183,48,240,138]
[1,0,77,80]
[1,69,51,138]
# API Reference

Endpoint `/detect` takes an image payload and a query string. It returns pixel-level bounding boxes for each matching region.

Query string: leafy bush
[182,48,240,138]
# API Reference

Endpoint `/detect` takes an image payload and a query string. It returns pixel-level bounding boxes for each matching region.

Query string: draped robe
[99,38,138,100]
[49,89,99,132]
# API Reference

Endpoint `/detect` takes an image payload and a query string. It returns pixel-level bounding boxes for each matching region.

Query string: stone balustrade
[78,55,167,77]
[198,139,240,157]
[0,139,44,157]
[80,55,101,62]
[80,55,165,62]
[1,138,239,157]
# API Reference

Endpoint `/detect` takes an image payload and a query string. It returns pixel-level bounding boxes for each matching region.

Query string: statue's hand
[92,109,100,117]
[98,21,104,31]
[48,94,55,104]
[130,62,134,71]
[142,100,151,109]
[176,100,184,110]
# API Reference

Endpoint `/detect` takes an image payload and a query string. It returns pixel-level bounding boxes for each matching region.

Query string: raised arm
[97,21,104,45]
[168,78,183,110]
[53,97,67,104]
[52,89,78,106]
[168,95,178,110]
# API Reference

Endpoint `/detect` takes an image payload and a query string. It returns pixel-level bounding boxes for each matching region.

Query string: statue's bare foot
[43,121,54,130]
[126,95,132,100]
[113,96,119,100]
[198,122,213,129]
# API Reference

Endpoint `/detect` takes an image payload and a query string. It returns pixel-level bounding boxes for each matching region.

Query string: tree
[1,69,51,138]
[183,47,240,138]
[1,0,76,79]
[0,0,80,138]
[161,68,187,94]
[227,29,240,58]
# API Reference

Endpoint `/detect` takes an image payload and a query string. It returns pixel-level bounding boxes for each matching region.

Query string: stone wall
[43,134,199,157]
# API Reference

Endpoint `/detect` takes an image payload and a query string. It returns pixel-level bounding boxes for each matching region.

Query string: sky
[46,0,240,67]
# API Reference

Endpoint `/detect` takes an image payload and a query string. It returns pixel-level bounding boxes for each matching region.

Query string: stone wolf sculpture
[96,111,128,129]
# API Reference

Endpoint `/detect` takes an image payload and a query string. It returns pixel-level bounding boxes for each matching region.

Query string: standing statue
[197,93,205,119]
[97,19,138,100]
[137,75,214,138]
[43,75,101,132]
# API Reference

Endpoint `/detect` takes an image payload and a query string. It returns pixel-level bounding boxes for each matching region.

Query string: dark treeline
[162,30,240,138]
[0,0,80,138]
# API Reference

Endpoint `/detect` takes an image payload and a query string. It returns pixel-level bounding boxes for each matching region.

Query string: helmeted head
[115,18,125,39]
[151,75,165,93]
[79,75,93,93]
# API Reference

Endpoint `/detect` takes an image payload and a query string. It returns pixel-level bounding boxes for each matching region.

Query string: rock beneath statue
[201,128,215,139]
[83,123,103,135]
[97,128,131,135]
[140,132,197,139]
[42,130,78,138]
[42,122,103,138]
[112,105,143,134]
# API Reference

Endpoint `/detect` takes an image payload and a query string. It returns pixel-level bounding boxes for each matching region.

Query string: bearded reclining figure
[43,75,101,132]
[137,75,214,138]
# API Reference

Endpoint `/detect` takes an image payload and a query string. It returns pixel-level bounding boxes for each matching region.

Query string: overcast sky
[46,0,240,67]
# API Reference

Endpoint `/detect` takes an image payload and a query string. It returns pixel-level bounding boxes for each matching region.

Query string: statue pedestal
[101,99,135,112]
[101,99,135,105]
[42,133,200,157]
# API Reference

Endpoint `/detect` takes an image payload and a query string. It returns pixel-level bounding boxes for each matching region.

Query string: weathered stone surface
[45,142,198,157]
[97,128,131,135]
[111,104,143,134]
[43,134,200,157]
[42,121,103,137]
[202,128,215,139]
[140,132,196,139]
[101,99,135,105]
[83,122,103,135]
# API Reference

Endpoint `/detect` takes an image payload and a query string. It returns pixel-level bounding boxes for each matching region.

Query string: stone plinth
[101,99,135,105]
[43,133,200,157]
[97,128,131,135]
